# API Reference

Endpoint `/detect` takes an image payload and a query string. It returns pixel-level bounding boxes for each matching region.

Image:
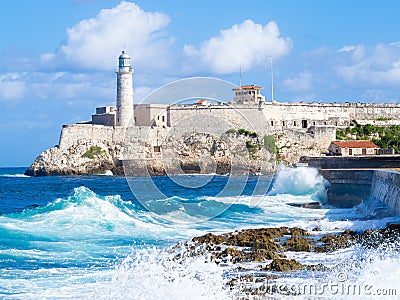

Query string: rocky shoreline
[172,223,400,297]
[24,132,274,177]
[24,128,326,177]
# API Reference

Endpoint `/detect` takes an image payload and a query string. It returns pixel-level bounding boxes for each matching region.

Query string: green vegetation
[375,116,394,122]
[82,146,106,159]
[336,124,400,153]
[225,129,237,134]
[263,135,277,153]
[226,128,258,138]
[245,141,256,149]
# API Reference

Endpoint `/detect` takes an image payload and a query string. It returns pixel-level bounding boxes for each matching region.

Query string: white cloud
[184,20,292,74]
[0,73,26,100]
[42,1,174,71]
[338,45,356,53]
[281,71,312,93]
[336,43,400,88]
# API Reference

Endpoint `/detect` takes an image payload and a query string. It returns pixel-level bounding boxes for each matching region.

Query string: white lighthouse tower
[116,50,134,127]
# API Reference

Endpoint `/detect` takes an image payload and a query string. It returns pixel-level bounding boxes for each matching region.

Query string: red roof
[195,99,207,104]
[233,85,262,91]
[331,140,380,149]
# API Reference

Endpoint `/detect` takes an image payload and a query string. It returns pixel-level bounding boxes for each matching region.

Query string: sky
[1,0,400,166]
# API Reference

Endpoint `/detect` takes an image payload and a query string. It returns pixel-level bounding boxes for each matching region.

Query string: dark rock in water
[315,230,358,253]
[192,232,228,245]
[358,224,400,248]
[386,222,400,231]
[284,236,314,252]
[305,263,330,271]
[266,258,304,272]
[287,202,322,209]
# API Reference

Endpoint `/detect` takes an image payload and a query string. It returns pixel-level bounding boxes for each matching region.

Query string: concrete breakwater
[320,168,400,215]
[370,170,400,215]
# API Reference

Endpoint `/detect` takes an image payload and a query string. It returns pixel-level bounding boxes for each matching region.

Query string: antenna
[239,66,242,88]
[270,56,274,103]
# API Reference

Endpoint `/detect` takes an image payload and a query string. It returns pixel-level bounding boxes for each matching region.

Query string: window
[154,146,161,153]
[162,116,165,122]
[293,121,297,126]
[282,121,286,127]
[271,120,274,126]
[362,148,366,155]
[302,120,308,128]
[349,149,353,155]
[313,121,316,126]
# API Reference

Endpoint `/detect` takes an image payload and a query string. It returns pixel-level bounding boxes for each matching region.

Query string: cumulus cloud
[281,71,313,93]
[42,1,174,71]
[0,73,26,100]
[184,20,292,74]
[335,43,400,88]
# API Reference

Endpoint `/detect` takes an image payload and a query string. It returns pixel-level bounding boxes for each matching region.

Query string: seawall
[301,155,400,170]
[320,168,400,216]
[370,170,400,215]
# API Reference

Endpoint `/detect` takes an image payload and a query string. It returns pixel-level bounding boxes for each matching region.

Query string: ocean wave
[1,173,30,178]
[268,165,329,201]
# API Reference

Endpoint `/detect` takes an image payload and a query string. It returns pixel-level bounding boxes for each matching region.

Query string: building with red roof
[231,84,265,105]
[328,140,380,156]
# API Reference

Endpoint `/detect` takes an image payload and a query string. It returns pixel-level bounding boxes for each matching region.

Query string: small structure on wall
[328,140,380,156]
[231,85,265,105]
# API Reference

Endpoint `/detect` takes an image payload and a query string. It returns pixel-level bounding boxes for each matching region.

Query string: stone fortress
[25,51,400,176]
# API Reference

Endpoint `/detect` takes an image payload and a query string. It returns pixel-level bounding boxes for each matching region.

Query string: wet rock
[265,258,304,272]
[315,230,358,253]
[284,236,314,252]
[192,232,228,245]
[386,222,400,231]
[287,202,322,209]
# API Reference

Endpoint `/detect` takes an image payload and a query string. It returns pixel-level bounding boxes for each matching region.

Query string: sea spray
[268,165,329,202]
[107,247,228,300]
[1,168,399,298]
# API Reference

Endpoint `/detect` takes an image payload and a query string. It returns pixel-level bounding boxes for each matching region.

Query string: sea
[0,166,399,299]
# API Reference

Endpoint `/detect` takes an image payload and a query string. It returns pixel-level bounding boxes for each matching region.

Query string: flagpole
[270,56,274,103]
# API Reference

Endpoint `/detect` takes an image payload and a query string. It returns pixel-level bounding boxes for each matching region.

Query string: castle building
[89,50,400,144]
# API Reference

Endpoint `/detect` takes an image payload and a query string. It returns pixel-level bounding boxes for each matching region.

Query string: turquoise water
[0,167,399,299]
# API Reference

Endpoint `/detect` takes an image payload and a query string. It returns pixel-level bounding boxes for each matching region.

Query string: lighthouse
[116,50,134,127]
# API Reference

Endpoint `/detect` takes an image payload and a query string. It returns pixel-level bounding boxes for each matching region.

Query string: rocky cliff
[25,128,327,177]
[25,131,271,176]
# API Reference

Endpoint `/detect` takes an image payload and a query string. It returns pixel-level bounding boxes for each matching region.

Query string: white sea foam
[99,170,113,176]
[1,173,29,178]
[269,165,329,202]
[1,169,399,299]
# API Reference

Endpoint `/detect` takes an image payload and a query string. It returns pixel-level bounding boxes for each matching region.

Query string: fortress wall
[59,124,115,149]
[369,170,400,215]
[168,105,270,135]
[59,123,169,160]
[278,127,336,150]
[263,102,400,131]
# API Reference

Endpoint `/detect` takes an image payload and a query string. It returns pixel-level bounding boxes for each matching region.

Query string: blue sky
[1,0,400,166]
